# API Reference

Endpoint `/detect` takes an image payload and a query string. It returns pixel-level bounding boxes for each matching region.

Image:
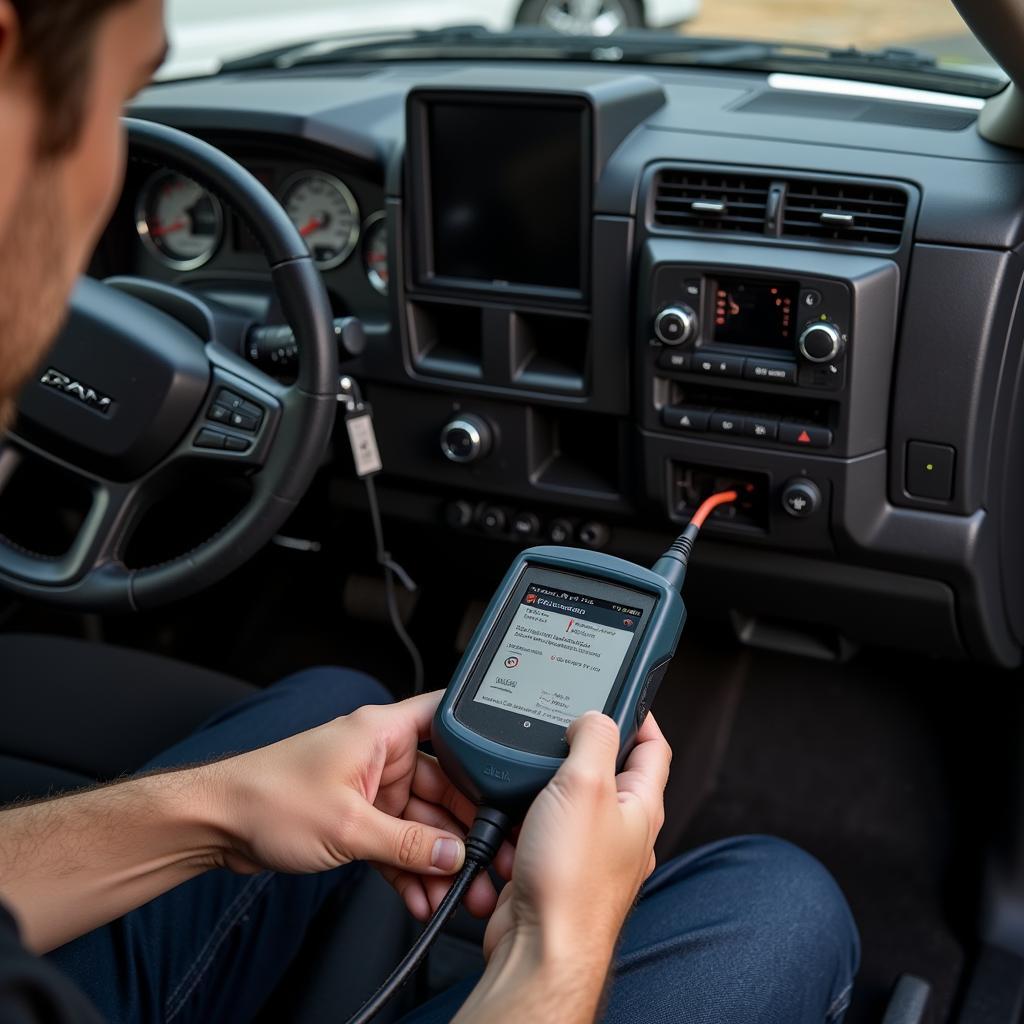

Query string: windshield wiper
[219,25,1002,96]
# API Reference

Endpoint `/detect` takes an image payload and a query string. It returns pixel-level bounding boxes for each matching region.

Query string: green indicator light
[925,463,934,471]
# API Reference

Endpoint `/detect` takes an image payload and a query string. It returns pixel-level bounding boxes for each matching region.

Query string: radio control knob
[798,322,844,364]
[441,415,492,464]
[654,306,698,347]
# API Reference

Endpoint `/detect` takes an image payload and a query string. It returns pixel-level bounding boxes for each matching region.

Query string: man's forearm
[454,930,614,1024]
[0,767,228,953]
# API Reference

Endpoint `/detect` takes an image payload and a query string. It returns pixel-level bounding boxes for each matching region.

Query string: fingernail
[431,837,463,871]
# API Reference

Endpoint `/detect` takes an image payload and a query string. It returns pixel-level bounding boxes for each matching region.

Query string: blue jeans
[48,668,859,1024]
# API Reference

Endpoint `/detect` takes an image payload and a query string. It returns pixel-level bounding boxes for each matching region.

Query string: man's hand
[0,690,511,952]
[211,691,512,920]
[453,711,672,1024]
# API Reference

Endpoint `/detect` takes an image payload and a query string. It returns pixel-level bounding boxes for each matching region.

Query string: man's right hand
[454,710,672,1024]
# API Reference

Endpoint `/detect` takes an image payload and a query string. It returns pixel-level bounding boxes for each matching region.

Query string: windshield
[163,0,1001,86]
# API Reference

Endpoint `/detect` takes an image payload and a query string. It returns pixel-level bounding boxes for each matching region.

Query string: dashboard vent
[653,170,771,234]
[781,179,908,247]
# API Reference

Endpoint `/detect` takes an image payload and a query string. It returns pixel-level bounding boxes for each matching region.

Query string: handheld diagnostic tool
[432,547,684,813]
[347,490,738,1024]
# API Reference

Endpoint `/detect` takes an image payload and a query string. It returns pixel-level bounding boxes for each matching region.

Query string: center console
[637,239,900,548]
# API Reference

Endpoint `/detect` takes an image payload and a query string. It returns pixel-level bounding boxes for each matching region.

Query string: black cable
[363,475,425,694]
[344,808,510,1024]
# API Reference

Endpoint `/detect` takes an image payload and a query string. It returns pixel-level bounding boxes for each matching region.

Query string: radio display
[712,276,798,350]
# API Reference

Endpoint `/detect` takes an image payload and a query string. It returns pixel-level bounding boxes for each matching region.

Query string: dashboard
[97,60,1024,667]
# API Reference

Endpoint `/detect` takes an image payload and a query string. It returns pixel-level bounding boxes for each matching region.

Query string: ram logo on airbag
[39,368,113,414]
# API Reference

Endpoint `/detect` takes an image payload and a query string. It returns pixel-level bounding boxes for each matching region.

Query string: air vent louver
[653,170,771,234]
[781,179,907,246]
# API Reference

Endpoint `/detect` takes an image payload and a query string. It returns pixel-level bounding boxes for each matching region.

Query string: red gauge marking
[150,219,187,237]
[299,215,325,237]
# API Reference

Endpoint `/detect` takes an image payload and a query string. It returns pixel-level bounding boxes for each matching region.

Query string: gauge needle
[299,215,326,237]
[150,219,187,237]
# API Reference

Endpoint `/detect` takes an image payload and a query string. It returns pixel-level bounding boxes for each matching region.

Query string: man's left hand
[211,691,514,921]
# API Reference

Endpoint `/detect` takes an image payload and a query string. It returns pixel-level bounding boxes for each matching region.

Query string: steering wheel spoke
[167,344,285,473]
[0,432,145,599]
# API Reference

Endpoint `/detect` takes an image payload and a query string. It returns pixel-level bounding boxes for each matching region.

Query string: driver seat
[0,632,254,803]
[0,631,418,1023]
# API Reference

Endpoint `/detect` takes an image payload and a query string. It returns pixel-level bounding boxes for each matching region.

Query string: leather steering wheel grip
[0,119,339,611]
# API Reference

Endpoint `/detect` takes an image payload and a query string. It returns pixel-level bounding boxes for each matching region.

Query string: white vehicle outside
[163,0,702,80]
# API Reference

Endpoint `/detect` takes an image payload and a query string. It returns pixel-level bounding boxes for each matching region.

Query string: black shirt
[0,902,102,1024]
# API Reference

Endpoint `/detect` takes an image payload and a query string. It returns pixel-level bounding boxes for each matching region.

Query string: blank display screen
[427,102,587,292]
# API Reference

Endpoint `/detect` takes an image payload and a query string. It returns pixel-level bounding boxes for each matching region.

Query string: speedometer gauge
[281,171,360,270]
[136,170,223,271]
[363,213,389,295]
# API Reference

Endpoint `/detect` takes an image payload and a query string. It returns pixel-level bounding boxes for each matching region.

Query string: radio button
[693,353,744,378]
[744,416,778,440]
[657,350,690,373]
[710,412,745,436]
[662,406,710,432]
[744,359,796,385]
[779,423,833,448]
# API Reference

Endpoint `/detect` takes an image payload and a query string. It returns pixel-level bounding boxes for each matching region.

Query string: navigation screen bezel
[453,566,658,757]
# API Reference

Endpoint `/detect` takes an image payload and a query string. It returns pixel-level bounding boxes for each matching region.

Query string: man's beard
[0,167,77,433]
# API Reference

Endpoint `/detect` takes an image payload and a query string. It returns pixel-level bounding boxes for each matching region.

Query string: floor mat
[675,648,1005,1023]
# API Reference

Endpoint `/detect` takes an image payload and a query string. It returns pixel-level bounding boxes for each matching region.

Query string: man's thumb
[351,805,466,875]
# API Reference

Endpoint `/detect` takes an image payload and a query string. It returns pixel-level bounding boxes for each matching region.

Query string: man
[0,2,860,1021]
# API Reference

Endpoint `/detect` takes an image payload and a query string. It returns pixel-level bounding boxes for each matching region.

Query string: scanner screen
[472,583,644,729]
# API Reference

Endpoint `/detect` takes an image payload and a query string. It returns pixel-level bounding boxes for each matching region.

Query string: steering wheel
[0,119,339,612]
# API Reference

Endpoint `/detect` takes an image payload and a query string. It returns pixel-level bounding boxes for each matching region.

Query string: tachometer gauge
[363,212,389,295]
[136,170,223,271]
[281,171,360,270]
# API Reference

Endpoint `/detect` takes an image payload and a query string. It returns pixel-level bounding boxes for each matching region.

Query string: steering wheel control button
[781,479,822,518]
[710,412,745,436]
[779,423,833,449]
[662,406,709,432]
[905,442,955,501]
[744,359,797,385]
[657,350,690,373]
[653,305,697,346]
[441,415,492,464]
[511,512,541,540]
[229,409,261,432]
[195,428,227,450]
[744,416,779,441]
[208,403,232,424]
[798,322,845,364]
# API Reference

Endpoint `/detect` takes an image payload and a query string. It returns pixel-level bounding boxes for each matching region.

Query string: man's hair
[11,0,132,154]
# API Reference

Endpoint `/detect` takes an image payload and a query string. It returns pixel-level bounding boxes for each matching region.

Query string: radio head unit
[649,265,853,393]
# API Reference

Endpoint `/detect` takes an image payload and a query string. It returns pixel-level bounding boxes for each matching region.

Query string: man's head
[0,0,166,428]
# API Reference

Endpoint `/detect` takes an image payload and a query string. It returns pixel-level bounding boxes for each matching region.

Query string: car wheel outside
[516,0,645,35]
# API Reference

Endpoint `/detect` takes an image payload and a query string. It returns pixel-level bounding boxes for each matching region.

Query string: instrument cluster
[133,164,389,296]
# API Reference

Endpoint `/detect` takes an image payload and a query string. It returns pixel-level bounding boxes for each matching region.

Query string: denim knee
[617,835,860,1024]
[271,666,393,715]
[694,835,860,1023]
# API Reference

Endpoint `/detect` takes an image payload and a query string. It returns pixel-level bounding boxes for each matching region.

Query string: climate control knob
[798,322,844,364]
[654,305,698,347]
[440,415,492,464]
